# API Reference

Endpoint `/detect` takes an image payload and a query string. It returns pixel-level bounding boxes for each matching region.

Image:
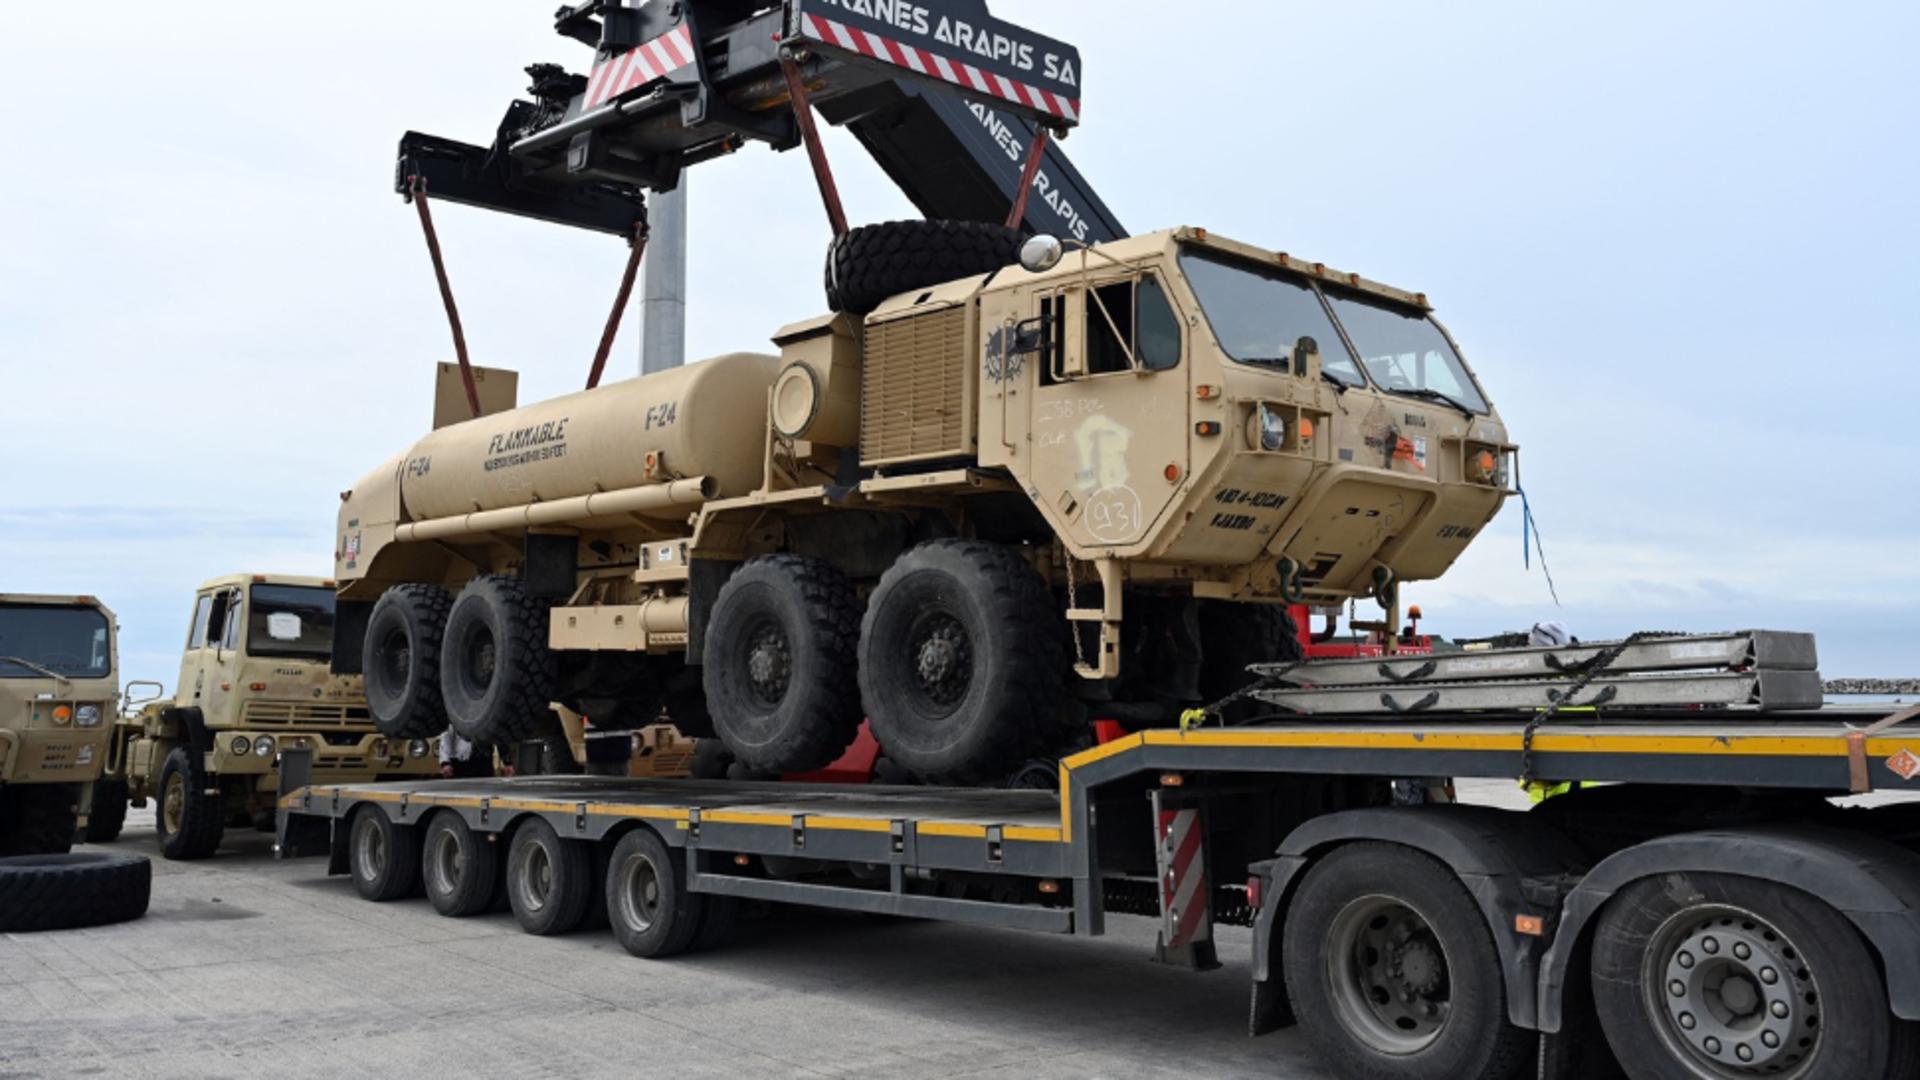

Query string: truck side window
[188,594,214,649]
[1087,274,1182,375]
[1037,293,1068,387]
[205,592,234,648]
[219,592,244,652]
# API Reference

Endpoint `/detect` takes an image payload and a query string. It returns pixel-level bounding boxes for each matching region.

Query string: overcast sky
[2,1,1914,686]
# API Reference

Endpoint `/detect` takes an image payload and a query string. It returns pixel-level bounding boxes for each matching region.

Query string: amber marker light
[1195,422,1222,437]
[52,705,73,725]
[249,682,267,692]
[1298,418,1316,441]
[1515,914,1545,936]
[1164,464,1182,483]
[1196,384,1220,400]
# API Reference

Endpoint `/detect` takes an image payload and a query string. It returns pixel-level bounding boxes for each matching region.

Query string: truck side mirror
[1295,335,1323,383]
[1011,315,1052,356]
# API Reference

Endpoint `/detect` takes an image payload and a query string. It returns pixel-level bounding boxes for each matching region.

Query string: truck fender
[1249,805,1582,1034]
[1537,824,1920,1030]
[163,706,213,756]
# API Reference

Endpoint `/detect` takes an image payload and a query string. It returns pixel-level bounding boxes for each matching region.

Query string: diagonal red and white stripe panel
[583,23,698,110]
[1157,808,1210,950]
[800,13,1079,123]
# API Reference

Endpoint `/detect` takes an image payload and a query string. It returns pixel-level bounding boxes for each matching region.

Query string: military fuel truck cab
[0,594,117,855]
[333,224,1515,787]
[97,574,439,859]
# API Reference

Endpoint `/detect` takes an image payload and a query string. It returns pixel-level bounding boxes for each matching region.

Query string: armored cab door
[1028,270,1189,551]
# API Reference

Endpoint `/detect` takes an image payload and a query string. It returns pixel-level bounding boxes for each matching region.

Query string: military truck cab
[100,574,439,858]
[0,594,117,855]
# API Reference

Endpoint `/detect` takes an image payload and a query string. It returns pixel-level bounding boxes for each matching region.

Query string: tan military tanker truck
[0,594,117,855]
[91,574,440,858]
[333,223,1515,783]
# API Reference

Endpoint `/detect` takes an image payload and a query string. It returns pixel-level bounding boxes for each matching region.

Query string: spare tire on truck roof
[825,220,1025,315]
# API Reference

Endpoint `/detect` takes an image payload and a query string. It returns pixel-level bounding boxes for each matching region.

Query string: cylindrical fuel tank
[399,352,779,521]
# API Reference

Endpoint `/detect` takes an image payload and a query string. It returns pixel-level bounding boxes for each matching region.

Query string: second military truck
[94,574,439,858]
[0,593,117,855]
[333,225,1516,783]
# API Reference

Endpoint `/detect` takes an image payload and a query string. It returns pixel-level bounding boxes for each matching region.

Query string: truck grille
[242,701,372,727]
[861,307,970,465]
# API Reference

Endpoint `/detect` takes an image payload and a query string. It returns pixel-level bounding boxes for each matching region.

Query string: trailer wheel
[348,804,420,901]
[1590,873,1920,1080]
[1199,601,1302,722]
[364,584,454,739]
[0,852,150,931]
[0,783,78,856]
[442,576,558,746]
[155,747,224,861]
[421,812,498,917]
[860,541,1066,785]
[1282,842,1531,1080]
[83,778,128,843]
[506,817,594,936]
[824,219,1024,315]
[702,555,863,774]
[605,827,704,958]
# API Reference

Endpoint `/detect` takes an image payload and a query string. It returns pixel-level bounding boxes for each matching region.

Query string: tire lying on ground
[442,575,558,746]
[0,852,150,932]
[701,554,863,774]
[364,583,454,739]
[824,220,1025,315]
[860,540,1067,785]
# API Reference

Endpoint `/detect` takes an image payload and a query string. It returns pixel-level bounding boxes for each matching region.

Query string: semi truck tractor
[92,574,440,858]
[0,594,118,855]
[333,225,1516,783]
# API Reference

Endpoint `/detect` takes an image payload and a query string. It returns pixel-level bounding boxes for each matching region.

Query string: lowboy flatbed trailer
[277,704,1920,1079]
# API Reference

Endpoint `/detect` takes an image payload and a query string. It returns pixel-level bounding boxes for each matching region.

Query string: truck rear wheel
[0,852,150,931]
[84,778,129,843]
[0,784,78,856]
[1281,842,1531,1080]
[422,811,496,916]
[156,747,224,860]
[860,541,1065,785]
[506,817,593,935]
[1590,872,1920,1080]
[824,219,1024,315]
[364,584,454,739]
[605,827,704,958]
[442,576,558,746]
[349,804,421,901]
[702,555,863,774]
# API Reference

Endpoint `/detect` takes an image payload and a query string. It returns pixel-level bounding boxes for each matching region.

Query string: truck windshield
[248,585,336,661]
[1321,288,1489,413]
[0,605,111,679]
[1178,249,1366,386]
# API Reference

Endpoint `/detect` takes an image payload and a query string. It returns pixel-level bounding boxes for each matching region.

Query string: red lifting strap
[585,223,650,391]
[407,178,482,419]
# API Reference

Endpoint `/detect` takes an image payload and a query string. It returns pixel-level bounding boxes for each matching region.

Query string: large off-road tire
[0,784,79,856]
[824,219,1024,315]
[860,541,1066,785]
[442,575,557,746]
[702,554,863,774]
[506,817,594,936]
[424,810,503,910]
[84,778,129,843]
[1591,872,1920,1079]
[155,747,224,861]
[0,852,150,931]
[364,584,454,739]
[348,804,421,902]
[605,827,704,959]
[1281,842,1532,1080]
[1198,600,1302,723]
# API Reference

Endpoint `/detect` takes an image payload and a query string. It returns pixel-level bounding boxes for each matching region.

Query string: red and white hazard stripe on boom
[799,13,1080,124]
[583,23,698,110]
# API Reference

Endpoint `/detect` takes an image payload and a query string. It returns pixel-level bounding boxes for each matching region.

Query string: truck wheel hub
[912,617,972,705]
[1328,896,1452,1052]
[1654,907,1816,1074]
[746,626,792,703]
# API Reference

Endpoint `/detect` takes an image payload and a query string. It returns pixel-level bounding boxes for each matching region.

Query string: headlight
[1256,404,1287,452]
[409,739,430,759]
[231,735,252,755]
[75,705,101,727]
[253,736,276,758]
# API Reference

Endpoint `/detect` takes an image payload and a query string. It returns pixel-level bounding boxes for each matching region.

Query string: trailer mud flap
[273,747,334,861]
